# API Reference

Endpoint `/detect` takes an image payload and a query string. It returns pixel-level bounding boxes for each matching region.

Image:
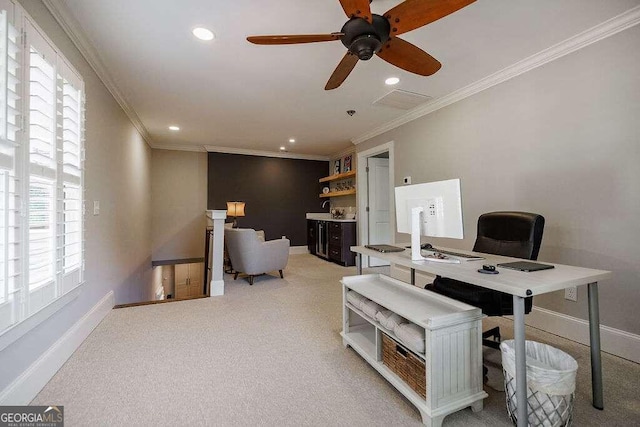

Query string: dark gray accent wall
[208,153,329,245]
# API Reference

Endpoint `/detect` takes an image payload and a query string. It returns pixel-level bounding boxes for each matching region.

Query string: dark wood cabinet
[307,219,356,266]
[328,221,356,267]
[306,220,317,255]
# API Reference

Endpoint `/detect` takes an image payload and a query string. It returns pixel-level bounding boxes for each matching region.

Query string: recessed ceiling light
[385,77,400,85]
[169,125,180,131]
[192,27,215,41]
[289,138,296,143]
[280,146,286,151]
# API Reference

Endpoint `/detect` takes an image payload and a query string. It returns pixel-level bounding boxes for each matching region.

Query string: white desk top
[351,245,611,298]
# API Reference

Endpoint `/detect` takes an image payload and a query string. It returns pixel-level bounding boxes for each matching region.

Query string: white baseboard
[524,306,640,364]
[290,246,309,255]
[0,291,115,405]
[209,279,225,297]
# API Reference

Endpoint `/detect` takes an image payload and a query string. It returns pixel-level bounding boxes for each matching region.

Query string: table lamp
[226,201,246,228]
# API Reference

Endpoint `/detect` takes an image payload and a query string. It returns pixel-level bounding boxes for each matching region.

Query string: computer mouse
[421,243,433,250]
[478,264,499,274]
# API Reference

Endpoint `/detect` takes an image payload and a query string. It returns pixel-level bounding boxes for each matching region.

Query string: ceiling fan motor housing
[340,14,390,60]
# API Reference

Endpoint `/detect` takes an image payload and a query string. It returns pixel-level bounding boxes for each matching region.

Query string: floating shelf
[319,170,356,183]
[319,189,356,198]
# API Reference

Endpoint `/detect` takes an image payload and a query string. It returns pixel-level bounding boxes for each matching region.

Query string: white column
[207,210,227,296]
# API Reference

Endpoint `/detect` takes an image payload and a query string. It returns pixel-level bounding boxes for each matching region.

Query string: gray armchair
[225,228,290,285]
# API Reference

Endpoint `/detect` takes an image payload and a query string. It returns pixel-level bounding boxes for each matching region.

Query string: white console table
[351,245,611,427]
[341,274,487,427]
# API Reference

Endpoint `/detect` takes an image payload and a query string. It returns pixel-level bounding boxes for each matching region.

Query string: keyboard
[426,247,484,260]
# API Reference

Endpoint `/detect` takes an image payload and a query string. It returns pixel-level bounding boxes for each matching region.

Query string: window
[0,4,84,337]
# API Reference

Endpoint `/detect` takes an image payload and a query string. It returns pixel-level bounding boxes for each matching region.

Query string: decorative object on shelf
[343,154,352,172]
[346,206,356,219]
[322,187,330,194]
[331,208,345,219]
[226,201,246,228]
[334,159,341,175]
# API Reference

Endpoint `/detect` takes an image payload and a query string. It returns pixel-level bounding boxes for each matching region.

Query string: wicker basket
[381,333,426,399]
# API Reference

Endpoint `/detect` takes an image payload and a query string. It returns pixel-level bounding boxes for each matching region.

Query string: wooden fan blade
[377,37,441,76]
[247,34,343,45]
[339,0,372,23]
[325,53,359,90]
[384,0,476,35]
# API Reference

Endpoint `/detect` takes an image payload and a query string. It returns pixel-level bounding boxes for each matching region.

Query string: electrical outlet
[403,176,411,185]
[565,286,577,302]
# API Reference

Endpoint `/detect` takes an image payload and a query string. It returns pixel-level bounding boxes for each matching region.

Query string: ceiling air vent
[373,89,432,110]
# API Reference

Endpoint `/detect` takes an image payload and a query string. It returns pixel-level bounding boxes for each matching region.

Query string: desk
[351,246,611,427]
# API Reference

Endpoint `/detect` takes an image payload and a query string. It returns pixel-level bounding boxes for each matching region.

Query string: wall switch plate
[565,286,577,302]
[93,201,100,216]
[403,176,411,185]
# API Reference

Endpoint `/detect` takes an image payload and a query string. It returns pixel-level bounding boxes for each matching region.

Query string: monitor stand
[411,206,427,261]
[410,206,460,264]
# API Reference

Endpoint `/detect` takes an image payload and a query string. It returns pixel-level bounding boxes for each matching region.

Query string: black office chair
[425,211,545,349]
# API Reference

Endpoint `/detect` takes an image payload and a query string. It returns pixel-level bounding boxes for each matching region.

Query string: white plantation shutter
[28,47,56,172]
[58,60,83,291]
[0,6,85,340]
[26,22,57,314]
[0,8,20,331]
[0,8,19,165]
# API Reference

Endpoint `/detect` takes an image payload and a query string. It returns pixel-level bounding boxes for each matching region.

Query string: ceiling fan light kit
[247,0,476,90]
[340,14,390,60]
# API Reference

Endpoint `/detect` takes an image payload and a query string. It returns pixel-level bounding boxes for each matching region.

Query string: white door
[368,157,391,267]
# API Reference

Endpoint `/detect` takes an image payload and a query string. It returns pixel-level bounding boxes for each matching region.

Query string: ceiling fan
[247,0,476,90]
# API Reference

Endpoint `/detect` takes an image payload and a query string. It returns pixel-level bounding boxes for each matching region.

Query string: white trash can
[500,340,578,426]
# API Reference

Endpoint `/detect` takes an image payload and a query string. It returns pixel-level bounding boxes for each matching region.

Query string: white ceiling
[55,0,640,157]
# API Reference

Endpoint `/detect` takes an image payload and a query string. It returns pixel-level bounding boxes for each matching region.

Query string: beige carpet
[33,254,640,426]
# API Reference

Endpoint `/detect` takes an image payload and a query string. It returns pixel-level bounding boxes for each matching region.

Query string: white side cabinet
[341,274,487,427]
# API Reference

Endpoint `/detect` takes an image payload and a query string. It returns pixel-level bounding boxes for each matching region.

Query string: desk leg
[588,282,604,409]
[513,295,528,427]
[356,253,362,275]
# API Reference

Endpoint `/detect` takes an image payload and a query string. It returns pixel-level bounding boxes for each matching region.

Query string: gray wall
[0,1,153,391]
[357,25,640,335]
[151,149,208,262]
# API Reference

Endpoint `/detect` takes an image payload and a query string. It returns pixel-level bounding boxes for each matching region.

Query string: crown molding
[352,5,640,145]
[204,145,329,161]
[42,0,152,146]
[148,143,207,152]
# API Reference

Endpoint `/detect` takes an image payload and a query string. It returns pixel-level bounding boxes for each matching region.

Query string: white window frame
[0,0,85,351]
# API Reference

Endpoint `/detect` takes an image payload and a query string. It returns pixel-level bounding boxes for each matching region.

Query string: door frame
[356,141,395,268]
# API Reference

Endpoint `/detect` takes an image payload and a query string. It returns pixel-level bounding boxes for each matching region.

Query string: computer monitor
[395,178,464,261]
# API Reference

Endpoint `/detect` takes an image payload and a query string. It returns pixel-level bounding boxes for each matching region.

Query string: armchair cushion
[225,228,290,276]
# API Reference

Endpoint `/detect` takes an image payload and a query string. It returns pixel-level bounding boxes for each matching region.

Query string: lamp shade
[226,201,246,217]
